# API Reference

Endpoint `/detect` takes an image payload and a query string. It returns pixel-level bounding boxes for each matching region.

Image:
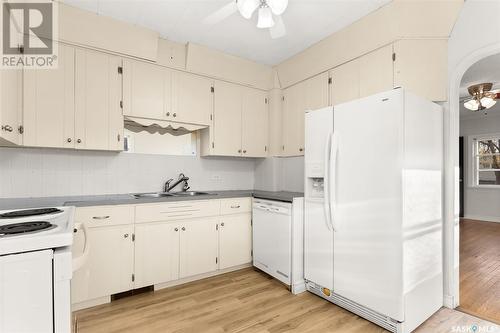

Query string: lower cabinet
[72,224,135,304]
[219,214,252,269]
[71,198,252,308]
[179,218,219,278]
[134,222,180,289]
[134,217,219,288]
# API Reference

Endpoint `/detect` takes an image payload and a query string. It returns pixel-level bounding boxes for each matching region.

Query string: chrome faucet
[164,173,190,192]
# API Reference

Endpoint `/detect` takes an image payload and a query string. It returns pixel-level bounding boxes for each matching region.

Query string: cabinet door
[302,73,330,152]
[282,84,301,156]
[134,222,180,288]
[219,214,252,269]
[329,59,360,106]
[242,88,268,157]
[359,44,394,98]
[23,44,75,148]
[179,218,219,279]
[123,60,170,120]
[75,49,123,151]
[71,225,134,304]
[212,80,242,156]
[0,68,22,145]
[173,71,213,125]
[394,39,447,101]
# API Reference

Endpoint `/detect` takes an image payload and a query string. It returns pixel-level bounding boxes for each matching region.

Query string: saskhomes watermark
[1,0,58,68]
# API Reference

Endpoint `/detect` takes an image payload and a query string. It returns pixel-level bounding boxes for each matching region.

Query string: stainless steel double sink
[133,191,213,199]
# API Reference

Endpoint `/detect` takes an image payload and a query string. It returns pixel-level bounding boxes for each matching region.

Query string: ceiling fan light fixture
[237,0,259,19]
[464,99,480,111]
[257,6,275,28]
[267,0,288,15]
[481,96,497,109]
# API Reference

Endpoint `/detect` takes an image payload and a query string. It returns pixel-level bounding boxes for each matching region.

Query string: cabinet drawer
[135,200,220,223]
[220,197,252,215]
[75,205,134,228]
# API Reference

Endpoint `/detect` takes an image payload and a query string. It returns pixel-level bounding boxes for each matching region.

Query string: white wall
[0,147,256,198]
[460,114,500,222]
[254,157,305,193]
[445,0,500,307]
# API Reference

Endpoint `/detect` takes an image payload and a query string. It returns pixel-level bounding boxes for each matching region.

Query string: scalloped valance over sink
[124,116,207,137]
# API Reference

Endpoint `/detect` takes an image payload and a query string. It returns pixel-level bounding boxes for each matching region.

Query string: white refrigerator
[304,88,443,333]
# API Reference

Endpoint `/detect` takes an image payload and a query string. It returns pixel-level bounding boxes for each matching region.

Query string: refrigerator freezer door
[333,89,404,321]
[304,107,334,290]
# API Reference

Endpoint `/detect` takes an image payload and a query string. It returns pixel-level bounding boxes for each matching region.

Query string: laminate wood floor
[74,268,499,333]
[459,219,500,324]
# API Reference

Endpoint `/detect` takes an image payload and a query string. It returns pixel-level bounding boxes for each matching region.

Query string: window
[472,135,500,186]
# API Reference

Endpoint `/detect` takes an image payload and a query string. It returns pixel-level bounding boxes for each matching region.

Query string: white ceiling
[460,53,500,118]
[62,0,391,65]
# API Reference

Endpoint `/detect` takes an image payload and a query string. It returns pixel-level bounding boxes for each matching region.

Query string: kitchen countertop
[0,190,303,210]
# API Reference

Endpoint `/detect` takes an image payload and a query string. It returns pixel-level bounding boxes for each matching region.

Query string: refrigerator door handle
[323,132,333,231]
[330,132,339,231]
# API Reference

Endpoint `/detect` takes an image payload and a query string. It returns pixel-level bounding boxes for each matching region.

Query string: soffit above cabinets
[62,0,391,66]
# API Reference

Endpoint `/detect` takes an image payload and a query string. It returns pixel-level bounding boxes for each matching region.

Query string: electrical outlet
[210,175,222,182]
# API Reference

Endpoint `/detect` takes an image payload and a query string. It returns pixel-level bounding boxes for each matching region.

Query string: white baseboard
[443,294,456,309]
[72,296,110,312]
[463,215,500,223]
[292,280,306,295]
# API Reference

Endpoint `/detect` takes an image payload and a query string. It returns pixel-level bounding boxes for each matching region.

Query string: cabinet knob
[166,112,170,117]
[1,125,13,132]
[124,233,129,238]
[299,148,304,152]
[77,139,82,144]
[243,150,247,154]
[173,113,177,118]
[238,149,242,153]
[67,138,72,143]
[174,227,179,232]
[221,223,225,227]
[181,227,186,231]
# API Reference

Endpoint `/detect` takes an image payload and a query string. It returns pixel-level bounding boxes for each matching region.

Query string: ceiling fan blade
[270,15,286,39]
[202,1,237,25]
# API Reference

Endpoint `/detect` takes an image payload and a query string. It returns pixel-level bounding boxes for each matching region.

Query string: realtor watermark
[451,324,498,333]
[1,0,58,68]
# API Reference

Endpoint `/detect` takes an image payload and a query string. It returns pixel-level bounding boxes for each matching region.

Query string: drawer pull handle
[231,205,241,209]
[92,216,110,220]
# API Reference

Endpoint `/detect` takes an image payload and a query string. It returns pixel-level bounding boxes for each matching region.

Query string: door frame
[443,42,500,308]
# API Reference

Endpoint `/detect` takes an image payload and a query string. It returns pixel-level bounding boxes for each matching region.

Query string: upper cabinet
[23,44,76,149]
[123,61,213,126]
[123,60,171,121]
[23,44,124,151]
[75,49,124,151]
[329,59,360,106]
[393,39,447,102]
[172,71,213,126]
[282,72,329,157]
[329,44,394,107]
[241,88,268,157]
[201,81,268,158]
[0,67,23,146]
[206,80,242,156]
[358,44,394,99]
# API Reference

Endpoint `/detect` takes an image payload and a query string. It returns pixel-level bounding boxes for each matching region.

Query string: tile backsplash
[0,147,256,198]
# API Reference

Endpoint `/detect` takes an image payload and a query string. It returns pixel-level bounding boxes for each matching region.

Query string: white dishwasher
[252,199,292,285]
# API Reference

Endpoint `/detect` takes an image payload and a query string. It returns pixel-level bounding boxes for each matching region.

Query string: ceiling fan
[203,0,288,39]
[462,83,500,111]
